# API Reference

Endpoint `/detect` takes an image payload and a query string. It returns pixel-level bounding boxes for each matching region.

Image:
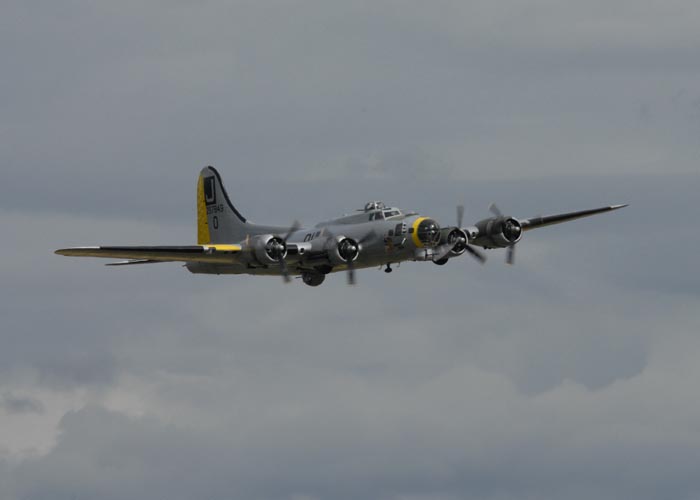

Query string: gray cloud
[0,394,44,415]
[1,0,700,498]
[2,171,698,500]
[2,0,700,201]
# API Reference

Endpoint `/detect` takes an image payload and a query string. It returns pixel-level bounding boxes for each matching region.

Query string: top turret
[363,201,385,212]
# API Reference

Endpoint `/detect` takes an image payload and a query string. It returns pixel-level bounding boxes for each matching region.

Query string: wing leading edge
[520,204,628,231]
[55,245,242,265]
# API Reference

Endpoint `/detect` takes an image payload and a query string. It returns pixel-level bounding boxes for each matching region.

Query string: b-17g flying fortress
[56,166,627,286]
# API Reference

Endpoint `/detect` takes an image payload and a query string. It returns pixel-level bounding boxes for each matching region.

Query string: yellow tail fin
[197,173,211,245]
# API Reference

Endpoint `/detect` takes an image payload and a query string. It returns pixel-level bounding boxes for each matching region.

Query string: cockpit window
[383,210,401,219]
[370,211,384,221]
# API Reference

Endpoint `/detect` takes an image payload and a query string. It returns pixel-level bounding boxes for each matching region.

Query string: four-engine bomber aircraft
[56,166,627,286]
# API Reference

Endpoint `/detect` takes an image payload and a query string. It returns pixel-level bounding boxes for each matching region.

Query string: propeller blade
[489,202,519,265]
[347,261,356,285]
[489,203,503,217]
[433,242,456,262]
[280,258,292,283]
[465,244,487,264]
[275,220,300,283]
[348,230,375,284]
[324,227,362,285]
[457,205,464,228]
[506,245,515,265]
[282,220,301,242]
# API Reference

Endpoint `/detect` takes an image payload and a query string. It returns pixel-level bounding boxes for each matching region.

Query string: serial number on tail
[207,204,225,215]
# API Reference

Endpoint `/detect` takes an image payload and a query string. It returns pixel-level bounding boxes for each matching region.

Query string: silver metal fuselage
[186,211,429,276]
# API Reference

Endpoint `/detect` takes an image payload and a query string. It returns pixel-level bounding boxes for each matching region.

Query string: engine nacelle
[440,227,469,257]
[472,217,523,248]
[251,234,287,265]
[326,235,360,266]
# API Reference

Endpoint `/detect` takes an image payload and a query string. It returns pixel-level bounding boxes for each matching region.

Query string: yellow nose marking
[411,217,429,248]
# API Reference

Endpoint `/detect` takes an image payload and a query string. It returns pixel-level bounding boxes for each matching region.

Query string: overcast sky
[1,1,700,499]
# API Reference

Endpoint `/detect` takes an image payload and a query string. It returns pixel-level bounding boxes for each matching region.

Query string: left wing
[55,244,242,264]
[464,203,628,264]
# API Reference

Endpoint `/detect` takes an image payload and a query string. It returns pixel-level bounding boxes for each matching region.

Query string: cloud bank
[1,1,699,499]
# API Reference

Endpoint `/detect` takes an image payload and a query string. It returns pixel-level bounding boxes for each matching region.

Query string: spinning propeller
[489,203,520,265]
[325,228,377,285]
[433,205,486,264]
[274,220,301,283]
[344,230,377,285]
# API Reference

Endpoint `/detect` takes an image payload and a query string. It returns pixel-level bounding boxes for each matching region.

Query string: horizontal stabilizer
[55,245,242,264]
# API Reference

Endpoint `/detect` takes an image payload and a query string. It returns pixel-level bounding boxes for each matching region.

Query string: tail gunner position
[56,166,627,286]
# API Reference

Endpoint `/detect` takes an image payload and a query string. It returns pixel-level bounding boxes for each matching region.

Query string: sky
[1,1,699,499]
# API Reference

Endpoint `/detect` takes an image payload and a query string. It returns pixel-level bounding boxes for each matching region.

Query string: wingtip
[611,204,629,210]
[55,246,100,256]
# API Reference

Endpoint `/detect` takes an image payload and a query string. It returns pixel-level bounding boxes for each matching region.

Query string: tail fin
[197,166,249,244]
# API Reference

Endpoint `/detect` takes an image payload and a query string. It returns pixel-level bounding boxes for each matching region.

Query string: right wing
[55,244,243,264]
[520,204,628,231]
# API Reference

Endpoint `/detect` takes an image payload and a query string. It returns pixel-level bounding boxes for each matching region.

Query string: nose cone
[415,218,441,247]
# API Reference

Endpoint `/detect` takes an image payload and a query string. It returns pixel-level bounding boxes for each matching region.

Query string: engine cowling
[473,217,523,248]
[440,227,469,257]
[327,236,360,266]
[251,234,287,265]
